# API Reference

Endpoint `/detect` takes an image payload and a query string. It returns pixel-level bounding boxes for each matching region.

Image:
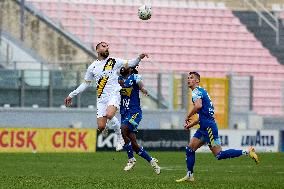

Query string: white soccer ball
[138,5,152,20]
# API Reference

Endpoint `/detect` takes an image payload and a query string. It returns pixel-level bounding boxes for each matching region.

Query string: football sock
[216,149,243,160]
[187,171,194,178]
[124,142,134,159]
[137,147,152,162]
[243,149,249,155]
[186,146,195,174]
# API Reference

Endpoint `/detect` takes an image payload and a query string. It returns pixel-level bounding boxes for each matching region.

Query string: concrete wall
[0,107,187,129]
[1,0,95,68]
[1,107,283,130]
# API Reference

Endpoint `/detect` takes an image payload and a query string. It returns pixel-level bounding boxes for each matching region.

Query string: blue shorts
[121,111,142,133]
[193,124,221,147]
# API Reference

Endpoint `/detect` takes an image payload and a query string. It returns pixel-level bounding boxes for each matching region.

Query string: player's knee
[188,140,200,152]
[106,109,116,119]
[97,124,105,132]
[131,143,140,153]
[106,113,113,120]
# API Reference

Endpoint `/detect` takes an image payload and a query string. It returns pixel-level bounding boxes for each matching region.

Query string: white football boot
[150,158,161,175]
[124,158,136,171]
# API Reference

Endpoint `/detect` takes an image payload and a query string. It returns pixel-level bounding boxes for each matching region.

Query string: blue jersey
[119,74,142,115]
[192,86,216,129]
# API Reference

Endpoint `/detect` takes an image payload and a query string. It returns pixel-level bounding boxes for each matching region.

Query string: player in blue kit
[118,66,161,175]
[176,72,259,182]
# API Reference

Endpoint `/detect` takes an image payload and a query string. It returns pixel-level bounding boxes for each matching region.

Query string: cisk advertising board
[190,129,279,152]
[0,128,97,152]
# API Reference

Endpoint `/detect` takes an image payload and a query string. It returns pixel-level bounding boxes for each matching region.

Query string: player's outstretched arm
[64,81,91,107]
[138,53,149,59]
[127,53,149,67]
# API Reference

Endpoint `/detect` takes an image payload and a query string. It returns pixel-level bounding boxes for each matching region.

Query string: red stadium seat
[27,0,284,115]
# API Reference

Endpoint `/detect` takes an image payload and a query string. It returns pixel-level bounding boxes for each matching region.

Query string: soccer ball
[138,5,152,20]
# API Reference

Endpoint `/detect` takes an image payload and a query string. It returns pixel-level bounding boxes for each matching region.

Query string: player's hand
[141,88,148,96]
[139,53,149,59]
[184,120,191,130]
[64,96,72,107]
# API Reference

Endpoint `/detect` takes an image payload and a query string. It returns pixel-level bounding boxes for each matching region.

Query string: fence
[0,68,233,128]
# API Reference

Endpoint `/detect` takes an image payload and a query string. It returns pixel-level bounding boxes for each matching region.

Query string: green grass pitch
[0,152,283,189]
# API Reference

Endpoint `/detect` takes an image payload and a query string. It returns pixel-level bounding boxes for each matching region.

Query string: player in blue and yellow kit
[118,66,161,175]
[176,72,259,182]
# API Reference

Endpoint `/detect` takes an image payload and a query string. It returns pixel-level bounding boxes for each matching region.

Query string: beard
[100,50,109,58]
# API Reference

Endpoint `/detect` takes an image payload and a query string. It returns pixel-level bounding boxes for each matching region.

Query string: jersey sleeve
[192,88,202,103]
[134,74,142,83]
[84,64,94,81]
[114,58,127,69]
[114,57,141,69]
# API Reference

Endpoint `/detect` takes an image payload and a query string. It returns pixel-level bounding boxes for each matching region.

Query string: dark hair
[120,67,127,76]
[95,42,107,50]
[120,66,139,76]
[131,67,138,74]
[189,71,200,81]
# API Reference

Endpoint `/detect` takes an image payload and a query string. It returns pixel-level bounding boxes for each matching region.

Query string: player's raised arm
[64,81,91,107]
[124,53,149,68]
[68,80,92,98]
[115,54,148,70]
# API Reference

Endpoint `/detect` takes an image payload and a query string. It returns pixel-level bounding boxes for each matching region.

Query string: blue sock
[216,149,243,160]
[186,146,195,174]
[123,142,134,159]
[137,147,152,162]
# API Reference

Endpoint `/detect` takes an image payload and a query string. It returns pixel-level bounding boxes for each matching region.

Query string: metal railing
[243,0,280,45]
[0,69,190,110]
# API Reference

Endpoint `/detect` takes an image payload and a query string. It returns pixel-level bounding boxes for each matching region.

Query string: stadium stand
[234,11,284,64]
[23,0,284,116]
